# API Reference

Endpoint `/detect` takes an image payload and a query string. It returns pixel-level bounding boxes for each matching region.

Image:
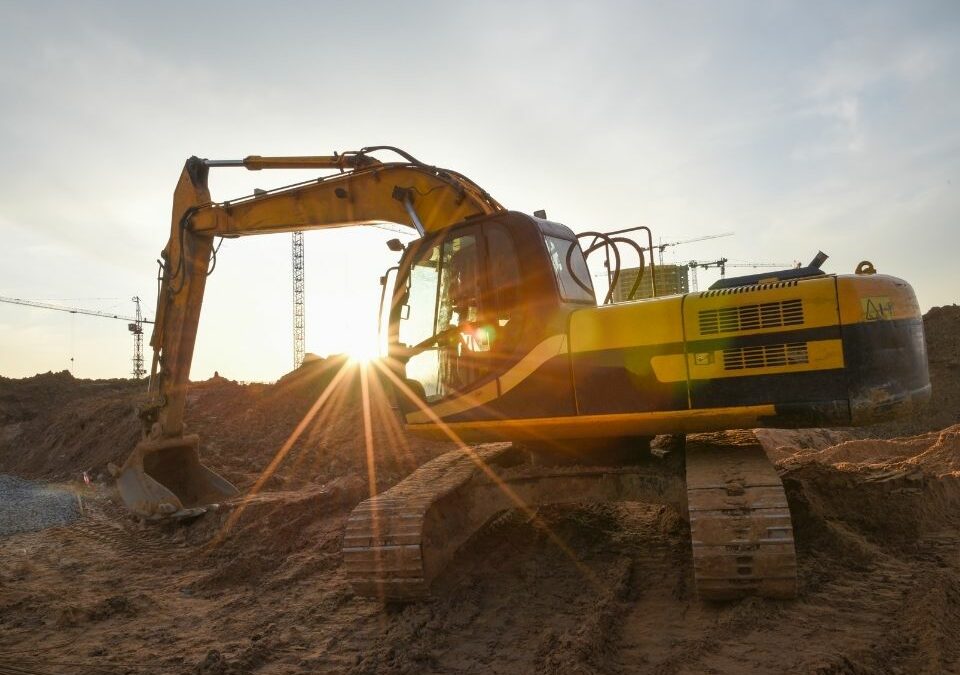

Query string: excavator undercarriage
[343,433,796,602]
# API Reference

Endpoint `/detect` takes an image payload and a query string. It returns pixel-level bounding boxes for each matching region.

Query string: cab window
[436,231,487,392]
[399,243,442,399]
[398,228,489,402]
[543,235,595,303]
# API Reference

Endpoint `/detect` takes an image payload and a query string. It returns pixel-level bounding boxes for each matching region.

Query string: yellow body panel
[497,334,569,392]
[405,334,568,424]
[408,404,778,442]
[569,295,685,353]
[406,379,501,424]
[684,276,840,341]
[680,339,845,382]
[650,354,688,383]
[406,266,927,444]
[836,274,921,325]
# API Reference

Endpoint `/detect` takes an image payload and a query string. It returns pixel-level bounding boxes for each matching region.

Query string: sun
[345,335,382,364]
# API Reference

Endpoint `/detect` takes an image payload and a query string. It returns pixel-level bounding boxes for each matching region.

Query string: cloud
[0,0,958,379]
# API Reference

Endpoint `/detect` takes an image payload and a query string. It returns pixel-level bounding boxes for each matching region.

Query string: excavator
[118,147,930,601]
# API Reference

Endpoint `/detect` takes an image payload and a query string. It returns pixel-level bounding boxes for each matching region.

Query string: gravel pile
[0,475,79,536]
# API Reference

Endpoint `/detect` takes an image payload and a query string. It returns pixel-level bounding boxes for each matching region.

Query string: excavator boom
[119,147,502,518]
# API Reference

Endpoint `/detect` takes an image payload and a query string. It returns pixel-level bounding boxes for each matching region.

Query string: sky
[0,0,957,382]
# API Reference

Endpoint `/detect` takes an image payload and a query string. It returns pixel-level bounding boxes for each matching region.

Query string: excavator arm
[119,147,502,518]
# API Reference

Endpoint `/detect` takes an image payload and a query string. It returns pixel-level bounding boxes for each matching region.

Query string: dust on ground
[0,306,958,674]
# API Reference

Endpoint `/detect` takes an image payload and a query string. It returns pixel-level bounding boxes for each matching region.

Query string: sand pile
[0,371,142,481]
[759,424,960,476]
[1,305,959,673]
[0,357,453,493]
[867,303,960,437]
[5,425,958,674]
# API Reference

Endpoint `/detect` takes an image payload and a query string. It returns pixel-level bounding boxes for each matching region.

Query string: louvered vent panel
[698,299,803,335]
[723,342,809,370]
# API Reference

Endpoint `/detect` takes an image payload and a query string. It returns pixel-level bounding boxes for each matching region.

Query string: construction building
[611,264,689,301]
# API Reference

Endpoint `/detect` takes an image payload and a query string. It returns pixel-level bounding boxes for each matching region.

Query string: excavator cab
[387,212,594,417]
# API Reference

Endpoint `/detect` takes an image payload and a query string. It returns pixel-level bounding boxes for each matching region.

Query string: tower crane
[291,232,305,369]
[686,258,728,292]
[725,260,798,270]
[685,259,797,291]
[0,296,153,378]
[655,231,734,265]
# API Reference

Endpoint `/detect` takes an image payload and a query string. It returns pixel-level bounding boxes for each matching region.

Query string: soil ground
[1,306,958,674]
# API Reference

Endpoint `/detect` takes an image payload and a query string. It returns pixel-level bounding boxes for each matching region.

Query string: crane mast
[292,232,305,369]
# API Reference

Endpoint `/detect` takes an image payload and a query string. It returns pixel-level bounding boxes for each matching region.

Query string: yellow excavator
[118,147,930,601]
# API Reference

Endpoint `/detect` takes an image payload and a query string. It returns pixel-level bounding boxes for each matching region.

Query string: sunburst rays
[209,353,602,594]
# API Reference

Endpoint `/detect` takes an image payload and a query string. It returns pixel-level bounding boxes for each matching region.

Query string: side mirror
[387,238,405,252]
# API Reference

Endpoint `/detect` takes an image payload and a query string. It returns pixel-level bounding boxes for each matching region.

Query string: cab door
[395,223,492,405]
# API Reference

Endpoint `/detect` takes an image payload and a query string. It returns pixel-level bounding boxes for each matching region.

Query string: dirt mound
[867,303,960,437]
[0,358,454,492]
[2,428,960,673]
[753,427,854,461]
[769,424,960,478]
[0,371,142,480]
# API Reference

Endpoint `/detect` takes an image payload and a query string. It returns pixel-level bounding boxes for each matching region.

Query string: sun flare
[345,335,382,364]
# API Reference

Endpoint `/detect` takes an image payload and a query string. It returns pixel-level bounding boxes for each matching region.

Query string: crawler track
[344,443,686,601]
[685,434,798,600]
[345,433,796,602]
[343,444,512,600]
